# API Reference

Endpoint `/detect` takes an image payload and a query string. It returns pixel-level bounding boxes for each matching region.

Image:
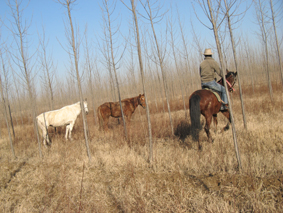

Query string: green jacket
[199,57,222,83]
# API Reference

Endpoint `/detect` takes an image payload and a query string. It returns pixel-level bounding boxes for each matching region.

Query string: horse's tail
[36,114,50,145]
[97,105,104,130]
[189,93,202,141]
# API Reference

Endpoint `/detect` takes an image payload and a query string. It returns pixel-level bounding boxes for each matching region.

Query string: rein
[226,79,235,91]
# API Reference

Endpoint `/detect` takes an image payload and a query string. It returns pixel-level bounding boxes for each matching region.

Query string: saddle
[202,87,223,103]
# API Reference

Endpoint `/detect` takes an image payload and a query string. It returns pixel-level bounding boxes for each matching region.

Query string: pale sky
[0,0,282,87]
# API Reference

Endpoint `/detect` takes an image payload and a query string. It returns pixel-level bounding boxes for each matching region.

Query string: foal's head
[138,94,146,108]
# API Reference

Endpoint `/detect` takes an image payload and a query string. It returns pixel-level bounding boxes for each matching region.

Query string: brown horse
[97,94,146,131]
[189,70,237,149]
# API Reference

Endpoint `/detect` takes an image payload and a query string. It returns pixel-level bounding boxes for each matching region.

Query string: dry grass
[0,85,283,212]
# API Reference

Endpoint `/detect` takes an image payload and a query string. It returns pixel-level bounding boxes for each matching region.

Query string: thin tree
[168,14,188,119]
[193,0,242,170]
[177,7,196,92]
[101,0,128,138]
[140,0,174,136]
[0,75,15,158]
[0,48,16,140]
[269,0,283,87]
[254,0,273,101]
[38,25,56,111]
[223,0,248,129]
[98,16,116,103]
[83,25,98,124]
[57,0,91,161]
[6,0,42,158]
[0,35,15,158]
[8,55,24,127]
[121,0,153,163]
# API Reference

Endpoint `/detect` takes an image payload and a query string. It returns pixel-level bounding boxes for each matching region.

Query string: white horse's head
[83,99,89,115]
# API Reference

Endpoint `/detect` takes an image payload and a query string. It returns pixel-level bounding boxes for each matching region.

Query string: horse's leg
[68,122,75,140]
[204,114,213,143]
[104,116,109,131]
[213,114,218,133]
[65,125,70,140]
[38,121,48,147]
[46,130,51,146]
[42,129,47,147]
[220,110,231,132]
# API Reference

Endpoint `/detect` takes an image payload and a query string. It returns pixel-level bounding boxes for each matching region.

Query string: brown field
[0,84,283,212]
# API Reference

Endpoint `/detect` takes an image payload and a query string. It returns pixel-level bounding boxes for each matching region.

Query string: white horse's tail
[37,115,50,146]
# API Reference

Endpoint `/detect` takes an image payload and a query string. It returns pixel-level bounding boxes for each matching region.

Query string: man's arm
[213,61,222,78]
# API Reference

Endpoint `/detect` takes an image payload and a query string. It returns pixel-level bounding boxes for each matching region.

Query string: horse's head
[226,70,237,92]
[224,69,237,92]
[138,94,146,108]
[83,98,89,115]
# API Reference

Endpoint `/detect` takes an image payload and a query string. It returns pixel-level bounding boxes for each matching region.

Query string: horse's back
[37,103,81,127]
[190,89,221,114]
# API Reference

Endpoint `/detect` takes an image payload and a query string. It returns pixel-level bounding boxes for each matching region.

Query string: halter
[225,72,237,92]
[226,79,235,91]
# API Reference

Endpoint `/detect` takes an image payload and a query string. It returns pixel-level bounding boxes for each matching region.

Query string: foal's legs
[204,114,213,143]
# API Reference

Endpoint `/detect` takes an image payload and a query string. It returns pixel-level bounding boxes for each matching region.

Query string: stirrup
[220,104,229,111]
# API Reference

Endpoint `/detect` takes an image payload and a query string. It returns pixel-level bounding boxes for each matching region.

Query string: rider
[200,48,228,111]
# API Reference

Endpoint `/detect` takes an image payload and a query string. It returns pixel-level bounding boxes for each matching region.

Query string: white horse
[36,100,89,146]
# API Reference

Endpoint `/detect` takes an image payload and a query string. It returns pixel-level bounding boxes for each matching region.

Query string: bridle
[217,72,237,92]
[226,79,235,92]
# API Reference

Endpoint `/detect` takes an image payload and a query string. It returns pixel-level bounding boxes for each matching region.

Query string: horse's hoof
[198,145,202,151]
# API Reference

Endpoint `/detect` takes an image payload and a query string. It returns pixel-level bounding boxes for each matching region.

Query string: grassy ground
[0,86,283,212]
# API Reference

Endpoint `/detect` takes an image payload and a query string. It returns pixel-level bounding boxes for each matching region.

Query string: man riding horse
[200,48,228,111]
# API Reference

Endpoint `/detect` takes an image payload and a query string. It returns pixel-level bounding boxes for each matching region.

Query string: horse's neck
[131,97,139,109]
[73,102,82,114]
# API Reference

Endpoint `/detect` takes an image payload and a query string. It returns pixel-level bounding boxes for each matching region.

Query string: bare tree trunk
[207,0,242,170]
[102,0,128,139]
[254,0,273,101]
[10,61,24,127]
[224,0,247,129]
[243,40,255,94]
[168,17,187,119]
[7,0,42,158]
[127,0,153,163]
[269,0,283,87]
[142,0,174,136]
[38,25,55,111]
[0,73,15,159]
[0,50,16,139]
[84,26,98,125]
[178,12,195,92]
[58,0,91,161]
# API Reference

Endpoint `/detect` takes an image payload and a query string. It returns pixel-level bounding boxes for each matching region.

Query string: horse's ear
[226,68,229,74]
[139,94,141,97]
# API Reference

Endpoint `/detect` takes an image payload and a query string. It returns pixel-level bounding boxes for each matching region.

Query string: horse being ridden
[37,100,89,146]
[189,71,237,149]
[97,94,146,131]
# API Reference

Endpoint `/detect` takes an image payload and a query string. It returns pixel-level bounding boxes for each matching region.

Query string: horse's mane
[123,95,139,108]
